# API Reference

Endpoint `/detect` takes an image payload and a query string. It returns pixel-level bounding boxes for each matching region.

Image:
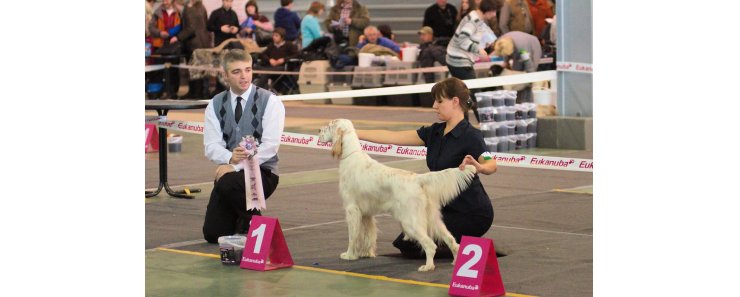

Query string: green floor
[147,249,460,297]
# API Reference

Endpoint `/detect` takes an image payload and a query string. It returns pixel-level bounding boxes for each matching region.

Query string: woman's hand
[459,155,481,173]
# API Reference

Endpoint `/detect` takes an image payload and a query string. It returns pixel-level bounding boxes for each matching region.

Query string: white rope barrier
[276,70,557,101]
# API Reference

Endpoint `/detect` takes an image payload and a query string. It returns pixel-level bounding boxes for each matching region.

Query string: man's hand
[221,25,231,33]
[160,30,170,38]
[230,146,249,164]
[269,58,279,66]
[169,36,178,43]
[215,165,235,182]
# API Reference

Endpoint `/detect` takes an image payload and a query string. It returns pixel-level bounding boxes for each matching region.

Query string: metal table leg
[145,108,201,199]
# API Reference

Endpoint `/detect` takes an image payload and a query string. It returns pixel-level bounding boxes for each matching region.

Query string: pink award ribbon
[240,136,266,211]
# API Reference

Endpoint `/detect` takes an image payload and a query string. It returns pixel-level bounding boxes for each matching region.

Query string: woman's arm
[356,130,424,146]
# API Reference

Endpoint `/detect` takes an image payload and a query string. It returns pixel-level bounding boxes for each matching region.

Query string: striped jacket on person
[445,10,486,68]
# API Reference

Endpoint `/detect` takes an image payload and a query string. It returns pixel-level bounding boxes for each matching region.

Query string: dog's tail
[415,165,477,207]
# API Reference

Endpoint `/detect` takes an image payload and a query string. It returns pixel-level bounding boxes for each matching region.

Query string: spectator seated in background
[377,24,398,45]
[254,27,299,93]
[417,26,447,83]
[301,1,326,49]
[357,26,400,54]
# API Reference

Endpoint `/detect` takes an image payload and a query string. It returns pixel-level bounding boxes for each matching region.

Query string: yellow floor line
[552,188,593,195]
[154,247,538,297]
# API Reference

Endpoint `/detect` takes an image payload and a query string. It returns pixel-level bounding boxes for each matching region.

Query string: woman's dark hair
[377,24,393,39]
[430,77,473,113]
[245,0,259,16]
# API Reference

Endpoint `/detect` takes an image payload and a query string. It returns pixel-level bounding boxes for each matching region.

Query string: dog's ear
[331,128,343,159]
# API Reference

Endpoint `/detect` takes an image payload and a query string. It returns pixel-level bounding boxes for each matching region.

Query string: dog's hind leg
[357,215,377,258]
[341,205,361,260]
[432,214,459,264]
[401,221,438,272]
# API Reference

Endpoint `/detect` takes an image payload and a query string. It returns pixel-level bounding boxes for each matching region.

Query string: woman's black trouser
[392,211,493,259]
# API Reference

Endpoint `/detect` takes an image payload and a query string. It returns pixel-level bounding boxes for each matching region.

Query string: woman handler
[356,77,497,258]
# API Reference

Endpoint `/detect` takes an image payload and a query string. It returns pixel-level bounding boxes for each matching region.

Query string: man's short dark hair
[479,0,502,13]
[280,0,293,7]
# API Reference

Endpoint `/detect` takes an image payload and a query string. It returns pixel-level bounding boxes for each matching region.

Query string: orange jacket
[149,6,182,48]
[528,0,553,38]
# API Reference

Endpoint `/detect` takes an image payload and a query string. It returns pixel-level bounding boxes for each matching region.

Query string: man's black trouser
[203,167,279,243]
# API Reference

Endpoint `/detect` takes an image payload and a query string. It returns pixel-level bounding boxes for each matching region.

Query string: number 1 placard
[449,236,505,297]
[239,215,294,271]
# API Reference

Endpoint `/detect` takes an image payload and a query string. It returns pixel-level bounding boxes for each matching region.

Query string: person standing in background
[446,0,502,122]
[492,31,541,103]
[527,0,553,40]
[458,0,502,45]
[274,0,302,43]
[148,0,183,98]
[207,0,239,96]
[423,0,458,41]
[208,0,240,47]
[498,0,533,34]
[171,0,212,99]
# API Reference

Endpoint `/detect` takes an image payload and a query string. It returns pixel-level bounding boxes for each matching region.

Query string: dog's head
[318,119,355,159]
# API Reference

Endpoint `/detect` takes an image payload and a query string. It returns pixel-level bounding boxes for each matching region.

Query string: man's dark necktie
[234,96,243,123]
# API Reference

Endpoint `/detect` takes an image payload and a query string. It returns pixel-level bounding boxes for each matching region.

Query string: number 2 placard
[239,215,294,271]
[449,236,505,297]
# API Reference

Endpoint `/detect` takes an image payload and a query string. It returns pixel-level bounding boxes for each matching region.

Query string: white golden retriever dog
[318,119,477,272]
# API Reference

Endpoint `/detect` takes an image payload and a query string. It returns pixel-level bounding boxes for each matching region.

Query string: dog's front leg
[340,205,361,260]
[357,215,377,258]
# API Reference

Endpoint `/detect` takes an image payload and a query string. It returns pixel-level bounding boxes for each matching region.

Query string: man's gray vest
[211,86,279,174]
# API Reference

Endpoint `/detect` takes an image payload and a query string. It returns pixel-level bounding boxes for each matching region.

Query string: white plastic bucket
[358,53,374,67]
[401,47,418,62]
[533,89,555,106]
